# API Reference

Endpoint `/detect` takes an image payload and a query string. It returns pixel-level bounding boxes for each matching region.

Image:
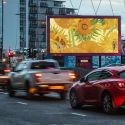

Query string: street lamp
[0,0,4,61]
[0,0,6,61]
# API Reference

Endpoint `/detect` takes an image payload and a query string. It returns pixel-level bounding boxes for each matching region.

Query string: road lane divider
[16,102,28,105]
[72,112,86,117]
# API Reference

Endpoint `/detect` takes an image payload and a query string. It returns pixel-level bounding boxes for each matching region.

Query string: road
[0,91,125,125]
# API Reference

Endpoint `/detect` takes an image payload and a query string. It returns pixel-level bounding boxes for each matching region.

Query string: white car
[7,59,76,99]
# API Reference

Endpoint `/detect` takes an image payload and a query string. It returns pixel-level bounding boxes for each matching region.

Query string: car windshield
[31,61,56,69]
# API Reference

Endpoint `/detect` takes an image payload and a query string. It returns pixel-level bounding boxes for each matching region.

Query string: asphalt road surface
[0,91,125,125]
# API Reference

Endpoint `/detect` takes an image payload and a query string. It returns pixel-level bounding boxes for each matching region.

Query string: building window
[40,2,48,7]
[46,8,53,15]
[54,1,62,7]
[41,20,46,27]
[59,8,66,15]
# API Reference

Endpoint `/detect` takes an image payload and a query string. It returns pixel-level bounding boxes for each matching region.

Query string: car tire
[38,93,44,97]
[25,81,34,99]
[59,92,67,100]
[7,81,15,97]
[69,90,82,109]
[102,93,115,114]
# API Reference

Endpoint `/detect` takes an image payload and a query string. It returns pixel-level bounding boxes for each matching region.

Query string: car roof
[94,66,125,74]
[104,63,125,67]
[22,59,58,63]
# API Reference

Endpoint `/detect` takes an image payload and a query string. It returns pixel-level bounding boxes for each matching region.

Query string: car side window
[86,71,101,81]
[15,63,26,72]
[119,71,125,78]
[31,61,56,69]
[100,70,112,79]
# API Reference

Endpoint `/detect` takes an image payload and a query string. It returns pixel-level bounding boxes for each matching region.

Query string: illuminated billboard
[47,16,121,55]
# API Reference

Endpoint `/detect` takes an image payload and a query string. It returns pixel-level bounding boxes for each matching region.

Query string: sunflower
[54,18,77,29]
[77,19,94,35]
[62,40,103,53]
[100,29,118,53]
[101,19,118,32]
[76,41,103,53]
[50,29,70,53]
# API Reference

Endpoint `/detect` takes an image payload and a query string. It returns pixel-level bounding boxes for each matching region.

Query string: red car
[69,66,125,113]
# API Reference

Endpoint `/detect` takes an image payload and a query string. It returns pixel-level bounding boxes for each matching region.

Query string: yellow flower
[96,19,118,32]
[100,29,118,53]
[54,18,77,29]
[77,19,93,35]
[50,30,69,53]
[77,41,103,53]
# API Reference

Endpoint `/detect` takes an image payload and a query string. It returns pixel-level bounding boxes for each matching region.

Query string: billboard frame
[47,15,121,56]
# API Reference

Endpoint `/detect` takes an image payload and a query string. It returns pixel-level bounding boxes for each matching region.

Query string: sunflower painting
[48,16,121,55]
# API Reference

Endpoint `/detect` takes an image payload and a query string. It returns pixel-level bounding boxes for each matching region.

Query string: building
[19,0,27,50]
[19,0,76,51]
[19,1,123,69]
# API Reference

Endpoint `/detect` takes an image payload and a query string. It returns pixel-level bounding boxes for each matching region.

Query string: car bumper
[112,89,125,108]
[0,75,9,86]
[32,83,72,94]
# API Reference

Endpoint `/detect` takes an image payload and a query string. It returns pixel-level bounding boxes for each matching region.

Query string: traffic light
[8,51,13,57]
[32,49,38,58]
[27,48,31,58]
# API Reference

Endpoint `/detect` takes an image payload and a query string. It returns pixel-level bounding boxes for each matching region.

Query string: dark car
[0,62,11,89]
[69,66,125,113]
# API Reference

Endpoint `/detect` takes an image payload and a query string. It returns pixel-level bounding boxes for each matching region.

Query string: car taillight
[69,72,76,81]
[35,73,42,82]
[117,82,125,88]
[4,69,11,73]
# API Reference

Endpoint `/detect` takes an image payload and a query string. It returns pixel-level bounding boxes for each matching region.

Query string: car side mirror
[80,77,86,83]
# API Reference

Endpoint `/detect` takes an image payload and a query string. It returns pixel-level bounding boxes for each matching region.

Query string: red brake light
[69,72,76,80]
[4,69,11,73]
[35,73,42,83]
[35,73,42,77]
[117,82,125,88]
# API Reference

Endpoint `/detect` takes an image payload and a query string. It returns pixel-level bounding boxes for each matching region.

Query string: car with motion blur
[69,66,125,113]
[7,59,76,99]
[0,62,11,89]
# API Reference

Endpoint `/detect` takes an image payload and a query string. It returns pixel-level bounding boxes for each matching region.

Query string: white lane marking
[0,92,7,94]
[3,92,8,95]
[72,112,86,117]
[16,102,28,105]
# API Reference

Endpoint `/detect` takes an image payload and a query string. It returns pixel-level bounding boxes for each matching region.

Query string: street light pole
[1,0,4,61]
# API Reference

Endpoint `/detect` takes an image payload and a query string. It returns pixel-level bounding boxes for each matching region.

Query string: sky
[3,0,125,50]
[4,0,19,50]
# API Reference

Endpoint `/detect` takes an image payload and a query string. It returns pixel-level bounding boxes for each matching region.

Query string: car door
[16,62,29,89]
[83,71,102,104]
[11,63,26,89]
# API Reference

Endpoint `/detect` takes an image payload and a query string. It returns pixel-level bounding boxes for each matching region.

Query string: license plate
[49,86,64,90]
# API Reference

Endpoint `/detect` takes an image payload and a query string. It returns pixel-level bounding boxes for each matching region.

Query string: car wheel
[102,93,115,114]
[59,92,67,100]
[7,81,15,97]
[25,81,34,99]
[38,93,44,97]
[69,90,82,109]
